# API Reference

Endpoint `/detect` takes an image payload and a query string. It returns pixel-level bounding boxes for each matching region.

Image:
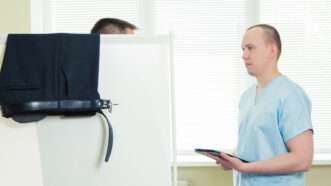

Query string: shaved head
[247,24,282,59]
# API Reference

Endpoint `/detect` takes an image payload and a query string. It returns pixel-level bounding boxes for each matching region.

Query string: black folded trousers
[0,33,113,162]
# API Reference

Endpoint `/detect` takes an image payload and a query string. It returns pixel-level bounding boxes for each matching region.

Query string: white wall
[0,0,30,33]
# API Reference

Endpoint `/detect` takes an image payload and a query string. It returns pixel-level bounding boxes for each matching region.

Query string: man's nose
[242,50,248,60]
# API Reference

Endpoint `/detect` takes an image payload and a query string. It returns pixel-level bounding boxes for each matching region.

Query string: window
[42,0,140,33]
[34,0,331,161]
[153,0,248,154]
[260,0,331,153]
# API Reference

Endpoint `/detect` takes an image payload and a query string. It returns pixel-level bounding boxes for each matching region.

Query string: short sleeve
[278,88,313,143]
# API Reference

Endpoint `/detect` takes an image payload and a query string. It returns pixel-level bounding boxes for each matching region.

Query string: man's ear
[270,44,278,60]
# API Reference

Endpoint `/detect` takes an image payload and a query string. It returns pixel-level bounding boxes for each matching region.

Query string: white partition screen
[0,35,174,186]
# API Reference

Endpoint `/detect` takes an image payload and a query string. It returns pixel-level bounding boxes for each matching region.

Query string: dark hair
[91,18,137,34]
[247,24,282,59]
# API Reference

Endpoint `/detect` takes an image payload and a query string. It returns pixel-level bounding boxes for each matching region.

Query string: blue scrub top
[236,75,313,186]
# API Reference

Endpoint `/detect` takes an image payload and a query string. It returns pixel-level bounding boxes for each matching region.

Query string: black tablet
[195,148,249,163]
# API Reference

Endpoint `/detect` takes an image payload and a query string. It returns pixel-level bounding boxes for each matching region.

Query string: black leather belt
[1,99,111,116]
[0,99,113,162]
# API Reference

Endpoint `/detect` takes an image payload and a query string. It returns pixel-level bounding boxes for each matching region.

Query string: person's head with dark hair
[241,24,282,77]
[91,18,137,34]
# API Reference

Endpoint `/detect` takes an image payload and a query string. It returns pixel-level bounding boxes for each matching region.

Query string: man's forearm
[241,152,312,174]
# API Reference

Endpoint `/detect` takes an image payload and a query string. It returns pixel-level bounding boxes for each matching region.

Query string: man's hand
[205,152,247,171]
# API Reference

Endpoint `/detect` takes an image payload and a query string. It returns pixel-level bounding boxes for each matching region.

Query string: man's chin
[247,70,256,77]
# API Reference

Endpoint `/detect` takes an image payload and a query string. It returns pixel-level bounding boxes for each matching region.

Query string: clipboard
[195,148,249,163]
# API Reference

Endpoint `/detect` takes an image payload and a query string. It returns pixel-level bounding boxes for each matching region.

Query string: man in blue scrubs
[209,24,314,186]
